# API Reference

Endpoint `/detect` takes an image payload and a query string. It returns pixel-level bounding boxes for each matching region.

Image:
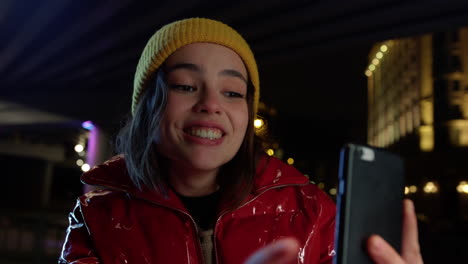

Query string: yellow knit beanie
[132,17,260,115]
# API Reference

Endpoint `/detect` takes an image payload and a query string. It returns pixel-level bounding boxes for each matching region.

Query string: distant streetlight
[380,44,388,52]
[457,181,468,194]
[81,163,90,172]
[74,144,84,153]
[76,159,84,166]
[423,181,438,193]
[254,118,264,129]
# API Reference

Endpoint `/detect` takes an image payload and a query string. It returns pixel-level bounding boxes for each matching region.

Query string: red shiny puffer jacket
[59,155,336,264]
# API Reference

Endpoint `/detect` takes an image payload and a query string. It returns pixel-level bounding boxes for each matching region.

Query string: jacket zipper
[86,181,309,264]
[169,207,206,264]
[213,182,308,264]
[87,185,206,264]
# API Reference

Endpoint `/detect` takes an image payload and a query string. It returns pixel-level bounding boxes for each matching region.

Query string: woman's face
[156,43,249,174]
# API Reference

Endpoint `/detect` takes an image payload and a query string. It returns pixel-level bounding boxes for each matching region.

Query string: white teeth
[189,127,222,140]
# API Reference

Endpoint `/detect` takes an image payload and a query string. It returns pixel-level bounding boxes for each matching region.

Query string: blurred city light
[266,149,274,156]
[409,185,418,193]
[81,163,90,172]
[82,121,95,130]
[457,181,468,194]
[423,181,438,193]
[376,51,383,59]
[329,188,337,195]
[76,159,84,166]
[380,44,388,52]
[287,158,294,165]
[254,118,264,129]
[74,144,84,153]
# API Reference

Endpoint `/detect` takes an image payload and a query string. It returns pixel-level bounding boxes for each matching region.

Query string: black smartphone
[333,143,405,264]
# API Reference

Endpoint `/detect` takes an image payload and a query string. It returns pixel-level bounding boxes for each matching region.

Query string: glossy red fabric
[59,155,336,264]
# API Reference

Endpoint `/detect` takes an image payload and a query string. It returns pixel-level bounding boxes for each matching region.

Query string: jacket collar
[81,154,309,210]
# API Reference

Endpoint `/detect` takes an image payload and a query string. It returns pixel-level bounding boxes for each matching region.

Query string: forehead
[164,43,247,76]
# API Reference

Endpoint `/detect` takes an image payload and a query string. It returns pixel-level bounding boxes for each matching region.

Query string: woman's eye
[170,85,196,92]
[225,91,245,98]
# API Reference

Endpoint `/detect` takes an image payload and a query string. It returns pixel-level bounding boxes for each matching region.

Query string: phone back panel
[334,144,404,264]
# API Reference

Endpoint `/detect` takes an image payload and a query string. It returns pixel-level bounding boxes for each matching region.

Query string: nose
[193,88,221,114]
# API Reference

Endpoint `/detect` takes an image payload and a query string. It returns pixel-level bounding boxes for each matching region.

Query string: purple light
[86,126,98,170]
[82,121,95,130]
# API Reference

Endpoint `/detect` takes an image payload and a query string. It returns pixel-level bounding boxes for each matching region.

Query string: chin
[184,155,231,171]
[191,159,226,171]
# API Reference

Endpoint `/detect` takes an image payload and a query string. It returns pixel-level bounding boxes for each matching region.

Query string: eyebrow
[219,69,247,84]
[166,63,247,84]
[166,63,201,73]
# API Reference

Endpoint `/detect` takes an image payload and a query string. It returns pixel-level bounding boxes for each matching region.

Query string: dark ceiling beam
[0,0,15,25]
[49,44,139,85]
[253,0,462,49]
[0,0,70,76]
[6,0,135,84]
[19,0,205,86]
[236,0,388,39]
[255,1,468,63]
[200,0,303,26]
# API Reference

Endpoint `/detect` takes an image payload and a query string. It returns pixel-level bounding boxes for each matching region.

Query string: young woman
[59,18,423,264]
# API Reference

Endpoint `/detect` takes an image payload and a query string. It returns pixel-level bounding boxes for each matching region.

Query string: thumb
[244,238,300,264]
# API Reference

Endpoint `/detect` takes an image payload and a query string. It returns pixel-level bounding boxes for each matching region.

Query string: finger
[244,238,299,264]
[401,199,424,264]
[367,235,405,264]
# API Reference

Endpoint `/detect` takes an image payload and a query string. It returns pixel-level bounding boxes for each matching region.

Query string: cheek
[156,97,185,141]
[164,94,192,121]
[166,93,187,112]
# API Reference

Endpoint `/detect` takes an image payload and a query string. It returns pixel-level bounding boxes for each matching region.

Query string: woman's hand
[245,199,423,264]
[367,199,424,264]
[244,238,299,264]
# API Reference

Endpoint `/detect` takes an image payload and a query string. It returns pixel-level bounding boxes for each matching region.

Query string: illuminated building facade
[367,28,468,151]
[366,28,468,221]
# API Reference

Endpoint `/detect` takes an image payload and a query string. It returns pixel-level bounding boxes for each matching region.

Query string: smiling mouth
[185,127,224,140]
